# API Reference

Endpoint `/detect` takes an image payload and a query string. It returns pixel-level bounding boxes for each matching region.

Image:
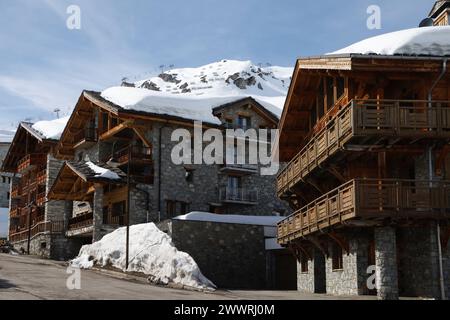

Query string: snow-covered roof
[329,26,450,56]
[86,161,121,180]
[31,116,70,141]
[100,60,292,125]
[173,212,284,227]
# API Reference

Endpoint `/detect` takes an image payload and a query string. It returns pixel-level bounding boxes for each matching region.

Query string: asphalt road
[0,253,372,300]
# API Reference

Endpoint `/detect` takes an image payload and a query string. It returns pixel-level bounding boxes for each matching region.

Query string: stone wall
[296,248,326,293]
[325,232,370,296]
[45,155,66,221]
[397,225,441,298]
[171,219,268,289]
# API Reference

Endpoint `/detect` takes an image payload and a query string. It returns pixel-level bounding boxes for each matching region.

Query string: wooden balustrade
[36,192,47,207]
[17,154,47,174]
[113,146,152,164]
[277,179,450,245]
[9,220,64,243]
[36,170,47,185]
[277,100,450,196]
[68,212,94,231]
[73,127,98,145]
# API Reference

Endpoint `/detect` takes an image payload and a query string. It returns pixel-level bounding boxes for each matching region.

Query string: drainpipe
[428,58,447,301]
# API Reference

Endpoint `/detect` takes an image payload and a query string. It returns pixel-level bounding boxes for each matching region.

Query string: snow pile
[31,116,70,140]
[86,161,121,180]
[330,26,450,56]
[101,60,293,124]
[70,223,216,290]
[174,211,284,226]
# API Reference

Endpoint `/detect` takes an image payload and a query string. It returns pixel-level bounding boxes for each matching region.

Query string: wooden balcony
[277,179,450,245]
[17,154,47,174]
[11,184,21,198]
[36,170,47,185]
[68,212,93,231]
[113,146,152,165]
[73,127,98,148]
[36,192,47,207]
[277,99,450,197]
[219,187,258,205]
[9,220,64,243]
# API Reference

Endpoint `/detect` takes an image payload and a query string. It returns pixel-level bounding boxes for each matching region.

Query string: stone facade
[374,227,399,300]
[171,219,282,289]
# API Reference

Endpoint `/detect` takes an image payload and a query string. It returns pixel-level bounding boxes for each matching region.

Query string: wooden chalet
[1,122,64,252]
[276,19,450,299]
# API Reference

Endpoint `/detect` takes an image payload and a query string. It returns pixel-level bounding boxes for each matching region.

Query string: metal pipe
[428,58,447,301]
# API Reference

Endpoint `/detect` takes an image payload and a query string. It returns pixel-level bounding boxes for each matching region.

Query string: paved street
[0,253,372,300]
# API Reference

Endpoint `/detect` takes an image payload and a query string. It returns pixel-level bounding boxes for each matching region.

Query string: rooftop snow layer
[100,60,292,124]
[70,223,215,290]
[329,26,450,56]
[174,211,284,226]
[86,161,121,180]
[31,116,70,140]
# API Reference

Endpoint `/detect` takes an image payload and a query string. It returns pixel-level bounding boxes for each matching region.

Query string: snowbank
[101,60,293,124]
[70,223,216,290]
[31,116,70,140]
[86,161,121,180]
[174,211,284,227]
[330,26,450,56]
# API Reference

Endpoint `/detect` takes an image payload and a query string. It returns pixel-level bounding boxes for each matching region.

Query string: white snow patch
[174,211,283,227]
[101,60,293,124]
[70,223,215,290]
[31,116,70,140]
[329,26,450,56]
[86,162,121,180]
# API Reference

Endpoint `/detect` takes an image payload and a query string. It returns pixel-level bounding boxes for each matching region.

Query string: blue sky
[0,0,435,129]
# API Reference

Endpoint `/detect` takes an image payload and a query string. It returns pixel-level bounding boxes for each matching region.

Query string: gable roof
[429,0,450,18]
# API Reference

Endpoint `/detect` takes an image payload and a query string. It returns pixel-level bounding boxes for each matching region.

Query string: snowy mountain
[102,60,293,124]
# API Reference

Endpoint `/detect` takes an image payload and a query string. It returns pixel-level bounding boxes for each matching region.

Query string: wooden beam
[133,127,152,148]
[99,122,132,141]
[328,232,350,255]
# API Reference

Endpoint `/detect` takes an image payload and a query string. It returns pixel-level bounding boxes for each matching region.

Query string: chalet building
[276,3,450,300]
[429,0,450,26]
[1,119,72,259]
[46,90,290,254]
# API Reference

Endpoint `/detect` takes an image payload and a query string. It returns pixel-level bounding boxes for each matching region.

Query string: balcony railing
[17,154,47,174]
[219,187,258,204]
[73,127,98,146]
[68,212,93,231]
[11,184,21,198]
[36,192,47,207]
[220,163,259,174]
[36,170,47,185]
[113,146,152,164]
[277,99,450,196]
[277,179,450,244]
[9,220,64,243]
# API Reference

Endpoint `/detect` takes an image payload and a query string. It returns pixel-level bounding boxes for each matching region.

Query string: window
[237,115,251,130]
[185,169,194,183]
[180,202,190,215]
[332,243,344,271]
[7,192,10,200]
[166,200,177,217]
[300,255,309,273]
[1,176,5,183]
[224,118,233,128]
